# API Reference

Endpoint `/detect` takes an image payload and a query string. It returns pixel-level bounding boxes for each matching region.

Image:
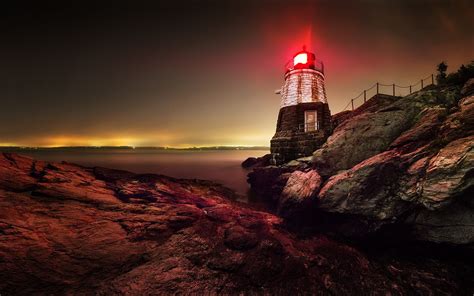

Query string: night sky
[1,0,473,147]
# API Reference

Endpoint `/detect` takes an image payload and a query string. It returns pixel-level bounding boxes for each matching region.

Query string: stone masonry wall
[271,102,331,163]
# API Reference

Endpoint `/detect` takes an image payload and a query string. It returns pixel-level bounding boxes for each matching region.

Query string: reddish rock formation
[249,80,474,246]
[278,170,322,219]
[420,135,474,208]
[312,84,474,244]
[1,153,473,294]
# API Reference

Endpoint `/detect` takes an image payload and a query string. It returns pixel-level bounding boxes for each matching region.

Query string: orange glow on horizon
[0,131,273,148]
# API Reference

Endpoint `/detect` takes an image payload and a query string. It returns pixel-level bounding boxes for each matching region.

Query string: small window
[304,110,318,132]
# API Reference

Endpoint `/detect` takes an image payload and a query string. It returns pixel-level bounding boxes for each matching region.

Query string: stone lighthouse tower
[270,47,331,164]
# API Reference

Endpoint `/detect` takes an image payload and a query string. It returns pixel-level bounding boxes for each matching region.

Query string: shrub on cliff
[436,62,448,84]
[437,61,474,86]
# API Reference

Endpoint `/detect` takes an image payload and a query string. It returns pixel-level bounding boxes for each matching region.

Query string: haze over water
[3,148,268,196]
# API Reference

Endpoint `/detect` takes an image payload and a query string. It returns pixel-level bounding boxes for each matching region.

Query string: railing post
[364,90,367,103]
[376,83,379,94]
[421,79,424,89]
[409,85,412,94]
[392,84,395,96]
[351,99,354,111]
[431,74,434,85]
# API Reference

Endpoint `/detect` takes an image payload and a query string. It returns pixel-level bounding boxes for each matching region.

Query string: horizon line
[0,145,270,150]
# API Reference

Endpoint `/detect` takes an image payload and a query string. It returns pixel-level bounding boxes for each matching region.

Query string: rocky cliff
[1,153,473,294]
[249,78,474,246]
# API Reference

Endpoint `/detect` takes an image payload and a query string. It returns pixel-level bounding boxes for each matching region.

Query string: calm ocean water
[3,149,269,196]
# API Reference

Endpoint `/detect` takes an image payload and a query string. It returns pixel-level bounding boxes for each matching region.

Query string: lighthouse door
[304,110,317,132]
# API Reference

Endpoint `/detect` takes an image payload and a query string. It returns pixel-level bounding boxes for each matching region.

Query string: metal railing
[284,58,325,74]
[342,74,435,111]
[298,121,321,132]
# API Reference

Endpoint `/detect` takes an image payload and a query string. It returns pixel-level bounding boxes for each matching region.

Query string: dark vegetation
[436,60,474,85]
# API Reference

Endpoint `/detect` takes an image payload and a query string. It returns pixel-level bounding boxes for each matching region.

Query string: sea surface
[2,148,269,196]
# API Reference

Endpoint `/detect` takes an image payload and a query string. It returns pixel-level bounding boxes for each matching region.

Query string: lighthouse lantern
[293,52,308,66]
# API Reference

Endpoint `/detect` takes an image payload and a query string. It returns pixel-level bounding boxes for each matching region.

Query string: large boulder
[312,109,411,176]
[332,94,403,128]
[314,84,474,243]
[389,107,447,150]
[318,150,410,220]
[247,166,294,204]
[313,88,460,176]
[241,154,271,169]
[315,135,473,243]
[278,170,322,219]
[437,85,474,147]
[318,109,469,227]
[420,135,474,208]
[0,153,37,191]
[408,193,474,245]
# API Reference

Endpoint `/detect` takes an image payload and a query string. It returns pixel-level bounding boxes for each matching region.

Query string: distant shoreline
[0,146,270,151]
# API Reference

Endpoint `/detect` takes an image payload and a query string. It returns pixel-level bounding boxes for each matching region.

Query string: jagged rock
[3,153,471,294]
[397,156,431,202]
[0,153,37,191]
[389,107,446,150]
[312,110,411,176]
[247,166,293,203]
[312,88,459,176]
[318,87,474,243]
[314,97,473,239]
[331,110,352,128]
[459,95,474,110]
[408,193,474,244]
[224,225,258,250]
[316,141,449,220]
[421,135,474,208]
[283,156,313,169]
[435,97,474,156]
[317,150,408,220]
[331,94,401,129]
[461,78,474,96]
[278,170,322,219]
[241,154,271,169]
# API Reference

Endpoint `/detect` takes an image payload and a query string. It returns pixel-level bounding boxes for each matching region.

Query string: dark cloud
[0,0,472,146]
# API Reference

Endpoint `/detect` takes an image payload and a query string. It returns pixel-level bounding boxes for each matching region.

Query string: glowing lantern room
[293,52,308,66]
[270,46,331,165]
[285,46,324,73]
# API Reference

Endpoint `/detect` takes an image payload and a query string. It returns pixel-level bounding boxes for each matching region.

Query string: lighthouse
[270,47,331,164]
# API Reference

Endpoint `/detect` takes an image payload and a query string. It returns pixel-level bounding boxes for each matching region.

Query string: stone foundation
[270,102,331,164]
[271,130,328,164]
